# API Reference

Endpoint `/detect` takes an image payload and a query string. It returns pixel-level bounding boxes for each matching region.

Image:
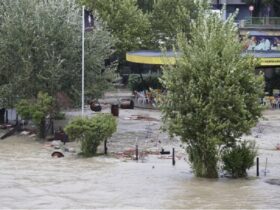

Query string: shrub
[128,74,162,91]
[222,140,257,178]
[16,92,54,138]
[53,112,65,120]
[128,74,142,91]
[64,114,117,157]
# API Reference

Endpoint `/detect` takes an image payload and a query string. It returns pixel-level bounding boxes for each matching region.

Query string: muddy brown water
[1,109,280,209]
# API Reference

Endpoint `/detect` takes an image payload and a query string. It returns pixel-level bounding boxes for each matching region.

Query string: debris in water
[125,115,159,122]
[51,140,63,147]
[160,148,170,155]
[51,151,64,158]
[0,127,16,140]
[265,179,280,186]
[20,131,30,136]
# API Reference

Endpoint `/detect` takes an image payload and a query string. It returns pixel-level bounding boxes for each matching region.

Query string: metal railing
[239,17,280,29]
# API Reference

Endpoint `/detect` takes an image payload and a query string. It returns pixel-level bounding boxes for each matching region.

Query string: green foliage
[65,114,117,157]
[79,0,204,52]
[16,92,54,138]
[187,144,219,178]
[150,0,207,48]
[160,2,264,178]
[0,0,116,107]
[16,100,33,120]
[53,112,66,120]
[137,0,154,13]
[16,92,53,124]
[81,0,151,53]
[128,74,162,91]
[222,140,257,178]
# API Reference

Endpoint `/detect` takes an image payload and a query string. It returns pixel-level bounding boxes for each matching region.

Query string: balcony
[239,17,280,30]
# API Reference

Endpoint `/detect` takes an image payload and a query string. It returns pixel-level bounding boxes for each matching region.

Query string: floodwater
[1,109,280,209]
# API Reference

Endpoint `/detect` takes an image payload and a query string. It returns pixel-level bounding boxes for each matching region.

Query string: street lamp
[81,6,94,117]
[82,6,85,117]
[267,5,271,25]
[249,5,254,25]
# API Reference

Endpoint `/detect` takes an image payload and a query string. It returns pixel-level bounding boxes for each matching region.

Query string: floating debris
[160,148,170,155]
[20,131,30,136]
[265,179,280,186]
[51,151,64,158]
[125,115,159,122]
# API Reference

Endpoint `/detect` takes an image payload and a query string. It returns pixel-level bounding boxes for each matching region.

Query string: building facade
[212,0,250,21]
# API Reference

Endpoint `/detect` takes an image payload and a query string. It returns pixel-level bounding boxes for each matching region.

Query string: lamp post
[82,5,85,117]
[267,6,271,25]
[249,5,254,25]
[222,0,227,22]
[81,7,94,117]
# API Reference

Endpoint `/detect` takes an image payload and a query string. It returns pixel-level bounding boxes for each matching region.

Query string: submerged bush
[16,92,54,139]
[65,114,117,157]
[222,140,257,178]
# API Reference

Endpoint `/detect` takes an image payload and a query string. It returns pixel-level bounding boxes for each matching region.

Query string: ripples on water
[0,136,280,209]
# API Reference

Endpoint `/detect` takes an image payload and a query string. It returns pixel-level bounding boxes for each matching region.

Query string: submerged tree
[16,92,54,139]
[65,114,117,157]
[161,4,264,178]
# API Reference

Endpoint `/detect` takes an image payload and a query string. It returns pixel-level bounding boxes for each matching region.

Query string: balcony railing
[239,17,280,29]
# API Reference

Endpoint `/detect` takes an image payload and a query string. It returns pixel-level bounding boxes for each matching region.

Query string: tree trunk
[188,145,219,178]
[39,117,46,139]
[0,108,5,124]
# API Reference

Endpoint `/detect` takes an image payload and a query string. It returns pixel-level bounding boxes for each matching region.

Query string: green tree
[65,114,117,157]
[80,0,204,51]
[80,0,151,53]
[160,4,264,178]
[150,0,207,49]
[0,0,116,108]
[137,0,154,13]
[16,92,54,139]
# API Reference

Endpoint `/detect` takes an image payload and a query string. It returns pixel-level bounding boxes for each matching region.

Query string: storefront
[243,33,280,95]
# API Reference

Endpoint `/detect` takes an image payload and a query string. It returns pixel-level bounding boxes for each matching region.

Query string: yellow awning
[126,51,176,65]
[260,58,280,66]
[127,51,280,67]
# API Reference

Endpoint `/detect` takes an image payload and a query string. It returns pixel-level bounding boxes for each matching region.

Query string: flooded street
[1,108,280,209]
